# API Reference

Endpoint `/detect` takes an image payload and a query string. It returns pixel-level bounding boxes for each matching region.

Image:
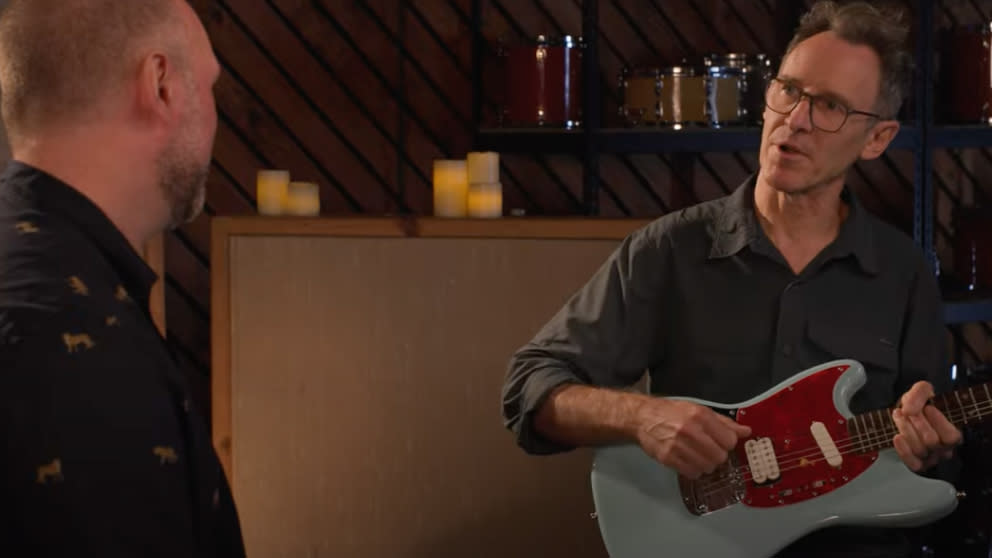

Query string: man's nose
[786,96,814,132]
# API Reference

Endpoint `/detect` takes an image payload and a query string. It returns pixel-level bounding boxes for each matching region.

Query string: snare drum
[659,66,706,127]
[705,64,745,127]
[943,23,992,124]
[619,67,662,125]
[741,54,774,125]
[705,53,774,126]
[500,34,582,128]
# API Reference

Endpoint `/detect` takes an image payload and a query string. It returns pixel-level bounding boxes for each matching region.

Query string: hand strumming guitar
[891,381,962,472]
[634,399,752,480]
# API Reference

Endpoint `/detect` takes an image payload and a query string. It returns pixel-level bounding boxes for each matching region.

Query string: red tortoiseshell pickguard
[733,364,879,508]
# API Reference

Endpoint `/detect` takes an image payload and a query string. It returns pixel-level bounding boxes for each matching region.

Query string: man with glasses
[502,1,958,556]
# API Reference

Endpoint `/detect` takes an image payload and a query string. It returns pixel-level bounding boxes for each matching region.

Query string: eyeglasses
[764,77,882,133]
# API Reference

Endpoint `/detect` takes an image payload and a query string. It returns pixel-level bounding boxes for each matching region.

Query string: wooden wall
[163,0,992,415]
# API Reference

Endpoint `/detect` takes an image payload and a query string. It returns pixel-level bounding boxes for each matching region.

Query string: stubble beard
[157,134,209,230]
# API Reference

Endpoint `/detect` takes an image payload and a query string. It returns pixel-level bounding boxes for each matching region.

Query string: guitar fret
[866,411,876,451]
[941,393,952,423]
[955,391,968,425]
[877,409,891,440]
[858,413,870,452]
[970,387,980,422]
[877,410,891,450]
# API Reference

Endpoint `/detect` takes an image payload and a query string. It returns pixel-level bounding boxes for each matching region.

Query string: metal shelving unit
[932,125,992,149]
[477,125,922,154]
[945,296,992,324]
[469,0,992,324]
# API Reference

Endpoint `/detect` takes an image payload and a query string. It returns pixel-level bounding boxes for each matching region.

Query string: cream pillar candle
[257,170,290,215]
[285,181,320,216]
[433,159,468,217]
[467,151,499,184]
[467,182,503,218]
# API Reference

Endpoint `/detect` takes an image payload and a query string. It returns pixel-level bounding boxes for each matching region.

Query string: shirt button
[182,398,191,413]
[213,488,220,509]
[782,343,793,356]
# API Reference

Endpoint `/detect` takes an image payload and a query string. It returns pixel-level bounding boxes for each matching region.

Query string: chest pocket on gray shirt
[805,320,900,412]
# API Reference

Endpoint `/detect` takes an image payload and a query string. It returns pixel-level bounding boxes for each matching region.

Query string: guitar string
[692,417,912,491]
[723,398,989,468]
[697,405,980,494]
[725,390,989,464]
[693,404,990,497]
[691,402,991,495]
[760,400,992,463]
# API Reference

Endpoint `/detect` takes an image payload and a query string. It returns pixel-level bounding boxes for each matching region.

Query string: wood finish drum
[660,66,706,127]
[705,53,774,127]
[619,67,662,125]
[501,35,582,129]
[705,65,744,127]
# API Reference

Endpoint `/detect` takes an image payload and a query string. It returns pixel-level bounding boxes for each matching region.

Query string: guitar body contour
[590,359,959,558]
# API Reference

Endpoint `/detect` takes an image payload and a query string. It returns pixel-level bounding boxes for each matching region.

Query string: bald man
[0,1,244,555]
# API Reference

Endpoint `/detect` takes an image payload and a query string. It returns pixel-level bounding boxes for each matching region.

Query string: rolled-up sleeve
[501,220,673,454]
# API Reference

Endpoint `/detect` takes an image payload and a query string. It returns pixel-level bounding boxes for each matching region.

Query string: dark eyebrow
[775,74,857,109]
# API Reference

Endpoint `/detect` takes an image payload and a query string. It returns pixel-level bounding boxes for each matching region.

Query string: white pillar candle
[466,151,499,184]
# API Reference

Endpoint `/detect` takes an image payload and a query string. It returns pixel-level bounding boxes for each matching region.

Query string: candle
[467,151,499,184]
[285,181,321,216]
[257,170,290,215]
[433,159,468,217]
[467,182,503,218]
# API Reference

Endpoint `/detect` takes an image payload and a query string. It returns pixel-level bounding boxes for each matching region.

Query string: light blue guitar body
[590,359,960,558]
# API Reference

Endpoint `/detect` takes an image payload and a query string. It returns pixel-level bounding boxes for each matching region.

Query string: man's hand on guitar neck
[634,399,752,480]
[892,381,962,472]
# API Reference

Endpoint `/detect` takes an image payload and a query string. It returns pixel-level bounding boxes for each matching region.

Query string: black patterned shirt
[0,161,245,557]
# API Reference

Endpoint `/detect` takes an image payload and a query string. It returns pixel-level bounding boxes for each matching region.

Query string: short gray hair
[785,1,913,119]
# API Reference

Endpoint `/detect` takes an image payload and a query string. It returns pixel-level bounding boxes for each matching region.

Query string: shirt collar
[0,160,159,304]
[709,173,880,275]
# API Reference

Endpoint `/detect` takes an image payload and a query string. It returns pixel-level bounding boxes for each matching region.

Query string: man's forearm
[533,383,652,448]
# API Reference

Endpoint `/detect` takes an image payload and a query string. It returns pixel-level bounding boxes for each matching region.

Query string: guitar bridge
[679,454,746,516]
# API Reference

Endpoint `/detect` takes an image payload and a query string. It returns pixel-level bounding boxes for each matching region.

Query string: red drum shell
[943,24,992,124]
[501,35,582,128]
[953,207,992,290]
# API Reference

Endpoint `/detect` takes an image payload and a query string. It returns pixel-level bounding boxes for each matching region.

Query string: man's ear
[860,119,900,161]
[135,52,175,123]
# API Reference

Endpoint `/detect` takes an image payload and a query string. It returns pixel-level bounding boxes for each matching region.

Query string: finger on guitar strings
[655,443,712,479]
[892,433,925,472]
[892,408,928,461]
[923,405,963,448]
[907,409,941,448]
[898,381,935,415]
[705,414,749,453]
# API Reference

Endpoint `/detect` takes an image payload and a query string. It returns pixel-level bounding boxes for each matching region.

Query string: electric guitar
[589,359,984,558]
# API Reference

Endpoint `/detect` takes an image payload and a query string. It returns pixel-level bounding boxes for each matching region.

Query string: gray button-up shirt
[502,175,946,456]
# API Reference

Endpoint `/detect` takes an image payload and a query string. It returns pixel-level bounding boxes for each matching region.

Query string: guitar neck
[849,382,992,453]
